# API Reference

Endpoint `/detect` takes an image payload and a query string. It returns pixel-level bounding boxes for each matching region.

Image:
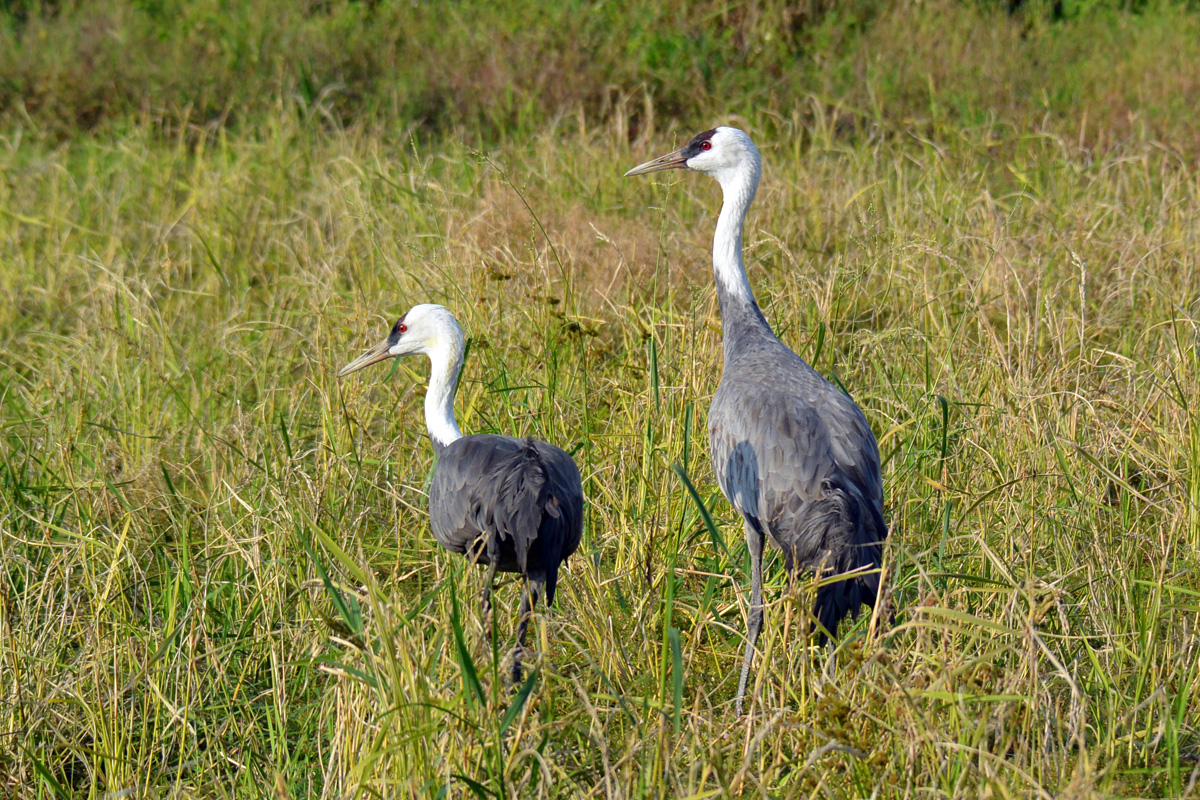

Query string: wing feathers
[492,440,548,573]
[427,434,583,607]
[710,370,887,639]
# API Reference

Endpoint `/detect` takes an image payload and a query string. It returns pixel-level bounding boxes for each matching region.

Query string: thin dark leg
[736,519,765,716]
[512,578,542,685]
[481,561,498,641]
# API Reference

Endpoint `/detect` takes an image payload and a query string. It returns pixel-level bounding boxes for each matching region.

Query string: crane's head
[337,303,465,378]
[624,127,760,185]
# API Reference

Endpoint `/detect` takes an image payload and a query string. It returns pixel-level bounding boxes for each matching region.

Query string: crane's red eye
[700,141,712,151]
[398,324,408,334]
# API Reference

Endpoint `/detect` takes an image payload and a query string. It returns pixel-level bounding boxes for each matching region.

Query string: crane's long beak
[624,147,689,177]
[337,338,393,377]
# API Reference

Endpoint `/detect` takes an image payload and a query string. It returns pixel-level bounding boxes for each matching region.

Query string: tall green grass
[5,0,1200,150]
[2,1,1200,797]
[3,104,1198,797]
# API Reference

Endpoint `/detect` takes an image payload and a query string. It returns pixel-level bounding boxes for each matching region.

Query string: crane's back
[428,434,584,605]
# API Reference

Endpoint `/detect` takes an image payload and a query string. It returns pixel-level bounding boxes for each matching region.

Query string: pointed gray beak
[624,147,689,177]
[338,338,393,377]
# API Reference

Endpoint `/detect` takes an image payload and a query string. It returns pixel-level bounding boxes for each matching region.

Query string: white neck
[712,160,761,306]
[423,338,464,450]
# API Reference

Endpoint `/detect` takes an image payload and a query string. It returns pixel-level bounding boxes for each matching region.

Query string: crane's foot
[480,562,499,643]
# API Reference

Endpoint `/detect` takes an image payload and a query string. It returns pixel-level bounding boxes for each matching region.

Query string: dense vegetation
[4,0,1200,149]
[2,1,1198,797]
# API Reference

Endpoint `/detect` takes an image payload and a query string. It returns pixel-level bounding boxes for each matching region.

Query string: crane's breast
[709,377,846,529]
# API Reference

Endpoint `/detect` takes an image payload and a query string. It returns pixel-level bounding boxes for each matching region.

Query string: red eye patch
[701,141,712,151]
[398,323,408,333]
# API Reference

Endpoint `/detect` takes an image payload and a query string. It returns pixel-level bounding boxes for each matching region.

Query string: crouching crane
[338,304,584,682]
[627,128,888,715]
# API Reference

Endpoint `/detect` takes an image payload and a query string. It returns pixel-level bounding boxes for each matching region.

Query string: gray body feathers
[711,297,886,640]
[625,126,887,713]
[429,434,584,606]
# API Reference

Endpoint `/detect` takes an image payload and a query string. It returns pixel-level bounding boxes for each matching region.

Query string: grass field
[3,1,1200,797]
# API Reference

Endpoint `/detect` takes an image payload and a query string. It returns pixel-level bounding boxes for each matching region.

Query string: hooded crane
[338,304,584,683]
[627,128,887,715]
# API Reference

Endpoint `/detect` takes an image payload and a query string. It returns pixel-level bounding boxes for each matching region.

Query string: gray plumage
[710,297,885,638]
[429,433,584,609]
[628,127,887,715]
[339,304,584,682]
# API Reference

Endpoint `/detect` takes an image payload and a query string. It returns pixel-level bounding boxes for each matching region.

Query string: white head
[338,303,466,448]
[625,126,761,190]
[337,303,465,377]
[626,127,763,306]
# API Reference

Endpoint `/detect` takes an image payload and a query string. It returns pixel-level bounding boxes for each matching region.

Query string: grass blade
[669,626,683,735]
[23,747,69,798]
[313,525,370,586]
[671,463,729,560]
[450,582,486,707]
[452,773,495,800]
[499,667,538,735]
[304,535,363,637]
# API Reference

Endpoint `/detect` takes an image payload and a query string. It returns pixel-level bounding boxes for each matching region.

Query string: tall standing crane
[627,128,888,715]
[339,304,584,683]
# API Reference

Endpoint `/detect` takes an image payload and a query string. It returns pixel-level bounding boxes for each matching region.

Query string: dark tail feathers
[493,439,569,606]
[811,485,887,644]
[494,440,547,572]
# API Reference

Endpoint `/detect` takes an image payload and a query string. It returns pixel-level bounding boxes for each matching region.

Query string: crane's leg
[481,561,499,640]
[512,578,543,685]
[736,518,766,716]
